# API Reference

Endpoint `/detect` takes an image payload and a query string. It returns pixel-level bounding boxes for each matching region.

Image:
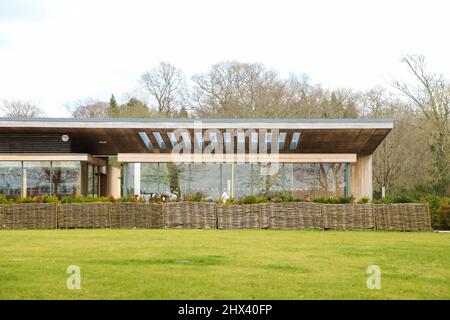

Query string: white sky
[0,0,449,117]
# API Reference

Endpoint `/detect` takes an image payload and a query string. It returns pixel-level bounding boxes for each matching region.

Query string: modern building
[0,118,393,200]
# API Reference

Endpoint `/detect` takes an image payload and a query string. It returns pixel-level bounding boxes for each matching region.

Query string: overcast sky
[0,0,449,117]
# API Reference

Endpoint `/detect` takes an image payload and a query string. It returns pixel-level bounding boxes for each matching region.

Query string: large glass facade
[292,163,346,198]
[0,161,22,198]
[24,161,51,197]
[0,161,99,198]
[122,162,350,199]
[52,161,81,197]
[87,164,100,196]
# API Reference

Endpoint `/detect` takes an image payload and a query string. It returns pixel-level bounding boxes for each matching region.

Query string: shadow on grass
[84,255,225,266]
[262,264,312,273]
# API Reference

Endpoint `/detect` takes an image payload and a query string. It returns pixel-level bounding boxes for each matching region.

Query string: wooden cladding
[0,134,71,153]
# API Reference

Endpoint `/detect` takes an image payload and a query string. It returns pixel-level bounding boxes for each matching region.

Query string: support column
[22,167,27,198]
[106,165,121,199]
[350,154,373,200]
[133,163,141,196]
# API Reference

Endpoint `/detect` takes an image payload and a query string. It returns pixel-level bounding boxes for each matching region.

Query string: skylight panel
[138,132,153,152]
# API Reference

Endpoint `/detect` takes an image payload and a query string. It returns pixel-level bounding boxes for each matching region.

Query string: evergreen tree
[109,94,119,116]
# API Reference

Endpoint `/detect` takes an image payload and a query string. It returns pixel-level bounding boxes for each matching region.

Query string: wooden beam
[117,153,357,163]
[0,153,107,166]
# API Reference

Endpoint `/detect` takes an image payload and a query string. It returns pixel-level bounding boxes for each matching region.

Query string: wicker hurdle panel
[375,204,406,231]
[58,203,111,228]
[163,202,216,229]
[269,202,322,229]
[260,204,270,229]
[0,203,57,229]
[217,204,268,229]
[111,203,163,229]
[408,203,431,231]
[349,204,375,229]
[375,203,431,231]
[321,204,352,230]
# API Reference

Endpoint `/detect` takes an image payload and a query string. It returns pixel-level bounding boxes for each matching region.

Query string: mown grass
[0,229,449,299]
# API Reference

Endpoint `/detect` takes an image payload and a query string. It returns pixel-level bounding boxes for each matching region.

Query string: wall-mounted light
[98,141,107,144]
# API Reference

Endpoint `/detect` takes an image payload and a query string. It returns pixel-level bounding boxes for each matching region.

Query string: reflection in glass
[140,163,170,195]
[189,163,221,199]
[293,163,345,198]
[24,161,51,197]
[0,161,22,197]
[51,161,81,196]
[119,162,348,200]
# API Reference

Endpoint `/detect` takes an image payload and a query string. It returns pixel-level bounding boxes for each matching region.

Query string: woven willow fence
[58,203,111,229]
[111,203,163,229]
[217,204,270,229]
[0,203,57,229]
[0,202,432,231]
[268,202,322,229]
[163,202,217,229]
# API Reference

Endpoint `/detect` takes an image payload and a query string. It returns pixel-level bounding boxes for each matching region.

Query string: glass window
[234,163,254,197]
[189,163,221,199]
[0,161,22,198]
[221,163,233,196]
[120,161,349,200]
[87,164,100,196]
[51,161,81,197]
[266,163,293,195]
[87,164,94,195]
[140,163,170,195]
[23,161,51,197]
[123,163,135,196]
[292,163,345,198]
[93,165,99,196]
[177,163,191,196]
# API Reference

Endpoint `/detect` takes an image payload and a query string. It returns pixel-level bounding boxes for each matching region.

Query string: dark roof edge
[0,117,393,123]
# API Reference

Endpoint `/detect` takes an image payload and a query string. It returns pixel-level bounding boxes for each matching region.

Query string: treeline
[2,55,449,197]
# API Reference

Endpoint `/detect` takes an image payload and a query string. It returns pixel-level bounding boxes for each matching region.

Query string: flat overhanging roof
[0,117,393,130]
[0,118,393,156]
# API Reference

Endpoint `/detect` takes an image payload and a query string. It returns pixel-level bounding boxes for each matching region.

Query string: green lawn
[0,229,449,300]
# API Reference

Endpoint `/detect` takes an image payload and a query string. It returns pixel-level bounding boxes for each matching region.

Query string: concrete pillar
[22,167,27,197]
[106,165,121,199]
[133,163,141,196]
[350,154,373,200]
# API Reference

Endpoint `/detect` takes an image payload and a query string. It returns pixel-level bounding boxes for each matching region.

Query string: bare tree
[191,61,290,118]
[392,55,450,193]
[1,100,45,118]
[69,99,109,118]
[141,62,185,116]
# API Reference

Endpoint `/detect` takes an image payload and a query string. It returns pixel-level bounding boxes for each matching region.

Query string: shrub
[357,197,369,204]
[0,195,9,204]
[242,195,257,204]
[43,195,60,203]
[15,197,35,204]
[184,192,204,202]
[280,194,294,202]
[311,196,353,204]
[373,194,416,204]
[120,195,138,203]
[255,195,269,203]
[437,203,450,230]
[272,196,283,203]
[60,195,113,204]
[417,195,449,228]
